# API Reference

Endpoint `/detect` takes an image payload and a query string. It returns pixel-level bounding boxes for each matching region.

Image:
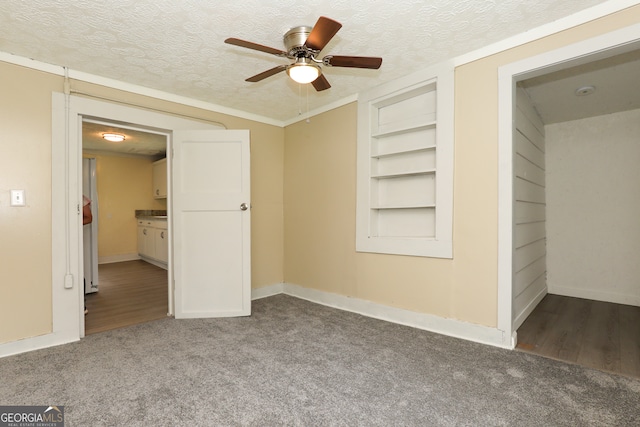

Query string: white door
[173,129,251,318]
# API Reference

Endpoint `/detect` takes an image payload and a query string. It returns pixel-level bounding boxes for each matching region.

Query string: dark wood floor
[516,294,640,379]
[85,260,169,335]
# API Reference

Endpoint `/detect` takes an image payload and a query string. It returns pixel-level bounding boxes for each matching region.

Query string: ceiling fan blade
[311,74,331,91]
[304,16,342,52]
[324,55,383,69]
[225,38,287,56]
[246,65,288,82]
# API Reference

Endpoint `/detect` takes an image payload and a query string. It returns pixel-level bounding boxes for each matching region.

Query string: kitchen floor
[84,260,168,335]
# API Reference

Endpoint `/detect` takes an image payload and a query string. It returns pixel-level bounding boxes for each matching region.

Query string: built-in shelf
[371,169,436,179]
[371,145,436,159]
[357,67,453,258]
[371,121,436,139]
[371,204,436,210]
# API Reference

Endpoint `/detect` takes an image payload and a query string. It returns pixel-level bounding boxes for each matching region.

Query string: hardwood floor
[516,294,640,379]
[85,260,169,335]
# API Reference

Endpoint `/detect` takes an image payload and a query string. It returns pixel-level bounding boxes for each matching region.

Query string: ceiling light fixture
[287,58,320,84]
[575,85,596,96]
[102,133,125,142]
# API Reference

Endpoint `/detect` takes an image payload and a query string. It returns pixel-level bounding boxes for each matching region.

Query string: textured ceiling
[82,121,166,157]
[0,0,612,123]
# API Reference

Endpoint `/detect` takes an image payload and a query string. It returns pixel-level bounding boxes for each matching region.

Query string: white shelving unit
[356,65,454,258]
[368,83,438,239]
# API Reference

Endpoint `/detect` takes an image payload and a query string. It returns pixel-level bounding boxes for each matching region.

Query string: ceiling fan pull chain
[306,84,311,123]
[298,83,302,116]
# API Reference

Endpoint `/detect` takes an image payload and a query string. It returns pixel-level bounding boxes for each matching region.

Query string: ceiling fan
[224,16,382,91]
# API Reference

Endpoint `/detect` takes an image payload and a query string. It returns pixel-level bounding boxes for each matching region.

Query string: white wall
[546,108,640,307]
[513,87,547,329]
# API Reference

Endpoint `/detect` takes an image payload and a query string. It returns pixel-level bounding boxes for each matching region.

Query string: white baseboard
[281,283,511,349]
[2,281,512,359]
[0,332,79,359]
[251,283,284,300]
[98,253,140,264]
[513,287,547,331]
[550,285,640,307]
[138,256,168,270]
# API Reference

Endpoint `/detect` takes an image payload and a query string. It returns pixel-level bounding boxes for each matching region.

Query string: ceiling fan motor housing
[284,26,314,57]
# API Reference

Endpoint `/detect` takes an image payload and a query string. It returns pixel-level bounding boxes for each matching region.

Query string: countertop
[135,209,167,219]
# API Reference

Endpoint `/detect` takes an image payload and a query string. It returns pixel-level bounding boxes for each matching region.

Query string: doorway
[81,119,170,334]
[513,50,640,377]
[497,24,640,372]
[51,92,251,344]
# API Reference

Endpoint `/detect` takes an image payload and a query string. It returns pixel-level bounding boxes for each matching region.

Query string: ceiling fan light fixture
[287,60,320,84]
[102,133,125,142]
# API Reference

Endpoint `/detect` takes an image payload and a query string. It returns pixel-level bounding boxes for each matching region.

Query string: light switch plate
[10,189,25,206]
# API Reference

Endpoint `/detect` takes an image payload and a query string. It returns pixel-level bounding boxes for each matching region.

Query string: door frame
[497,23,640,347]
[52,93,224,341]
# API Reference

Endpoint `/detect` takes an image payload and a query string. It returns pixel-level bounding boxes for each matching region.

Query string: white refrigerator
[82,158,99,294]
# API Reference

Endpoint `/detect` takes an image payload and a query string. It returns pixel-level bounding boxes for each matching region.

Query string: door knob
[240,203,249,211]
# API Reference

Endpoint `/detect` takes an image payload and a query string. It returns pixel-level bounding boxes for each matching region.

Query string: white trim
[283,283,511,349]
[513,287,547,331]
[251,283,285,300]
[550,287,640,307]
[0,333,79,359]
[0,51,282,127]
[138,256,168,271]
[68,69,282,127]
[497,66,516,346]
[0,51,62,75]
[497,23,640,344]
[98,253,140,264]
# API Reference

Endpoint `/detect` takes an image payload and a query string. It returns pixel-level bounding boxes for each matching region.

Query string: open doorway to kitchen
[81,118,170,334]
[51,93,242,347]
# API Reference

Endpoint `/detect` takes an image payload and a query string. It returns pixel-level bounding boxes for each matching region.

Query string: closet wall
[546,108,640,307]
[513,87,548,328]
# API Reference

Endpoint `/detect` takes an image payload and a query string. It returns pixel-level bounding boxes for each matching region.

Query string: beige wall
[0,65,58,342]
[0,64,284,344]
[284,5,640,328]
[2,4,638,346]
[83,153,165,258]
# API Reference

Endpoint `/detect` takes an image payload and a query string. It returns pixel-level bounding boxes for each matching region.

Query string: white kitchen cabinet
[137,218,168,269]
[152,158,167,199]
[137,220,154,257]
[154,222,169,264]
